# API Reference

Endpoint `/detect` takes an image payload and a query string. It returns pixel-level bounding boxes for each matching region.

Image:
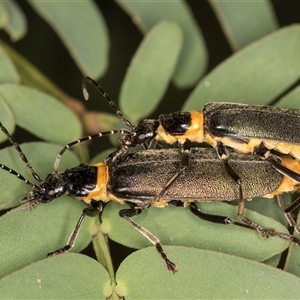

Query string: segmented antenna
[53,77,136,171]
[82,76,134,129]
[0,122,42,190]
[53,128,131,171]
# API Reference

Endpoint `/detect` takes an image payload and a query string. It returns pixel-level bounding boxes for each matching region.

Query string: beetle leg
[48,200,102,257]
[119,207,177,273]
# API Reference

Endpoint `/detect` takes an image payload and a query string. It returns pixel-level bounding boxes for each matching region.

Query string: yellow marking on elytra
[209,136,300,159]
[265,156,300,198]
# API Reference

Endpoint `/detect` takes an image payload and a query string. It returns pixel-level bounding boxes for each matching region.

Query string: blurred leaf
[0,41,76,105]
[102,201,291,262]
[106,120,134,148]
[276,86,300,109]
[82,111,121,134]
[184,25,300,110]
[0,142,80,208]
[284,238,300,278]
[0,45,19,84]
[117,0,207,88]
[0,84,82,144]
[115,246,300,299]
[90,148,115,164]
[0,95,15,143]
[0,3,8,28]
[209,0,278,50]
[120,21,183,122]
[0,199,96,279]
[0,1,27,41]
[0,254,112,299]
[284,213,300,277]
[28,1,109,78]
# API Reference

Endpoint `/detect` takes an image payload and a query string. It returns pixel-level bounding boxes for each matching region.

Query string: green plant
[0,1,300,299]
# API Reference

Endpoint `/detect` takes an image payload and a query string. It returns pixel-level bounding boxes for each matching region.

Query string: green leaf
[84,112,121,133]
[0,199,96,279]
[0,41,73,103]
[209,0,278,50]
[0,142,100,280]
[102,201,291,262]
[243,195,289,227]
[284,237,300,278]
[28,1,109,78]
[90,148,116,165]
[0,142,80,208]
[263,253,282,268]
[0,95,15,143]
[0,1,27,41]
[0,45,19,84]
[0,3,9,29]
[0,84,82,145]
[115,246,300,299]
[284,213,300,277]
[0,254,112,299]
[184,25,300,111]
[276,86,300,109]
[120,21,183,122]
[117,0,208,88]
[82,111,122,148]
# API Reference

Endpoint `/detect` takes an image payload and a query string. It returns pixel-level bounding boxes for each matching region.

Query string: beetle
[53,78,300,213]
[1,122,300,272]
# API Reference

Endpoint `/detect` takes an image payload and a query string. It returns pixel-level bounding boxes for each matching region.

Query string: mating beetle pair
[55,77,300,232]
[1,121,300,272]
[2,77,300,271]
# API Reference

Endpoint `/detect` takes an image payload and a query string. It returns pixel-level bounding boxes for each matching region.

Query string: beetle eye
[47,189,56,197]
[137,133,146,141]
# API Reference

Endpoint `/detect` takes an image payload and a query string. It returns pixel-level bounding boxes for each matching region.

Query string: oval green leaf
[120,21,183,123]
[0,84,82,144]
[209,0,278,50]
[83,111,121,133]
[285,236,300,278]
[0,198,96,279]
[28,1,109,78]
[1,1,27,41]
[117,0,207,88]
[276,86,300,109]
[90,148,116,165]
[0,254,112,299]
[284,213,300,277]
[0,3,8,29]
[0,45,19,84]
[0,41,73,102]
[115,246,300,299]
[243,196,289,227]
[263,253,282,268]
[184,25,300,110]
[0,94,15,143]
[102,201,291,262]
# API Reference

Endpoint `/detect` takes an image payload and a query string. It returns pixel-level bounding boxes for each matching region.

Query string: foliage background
[0,1,300,299]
